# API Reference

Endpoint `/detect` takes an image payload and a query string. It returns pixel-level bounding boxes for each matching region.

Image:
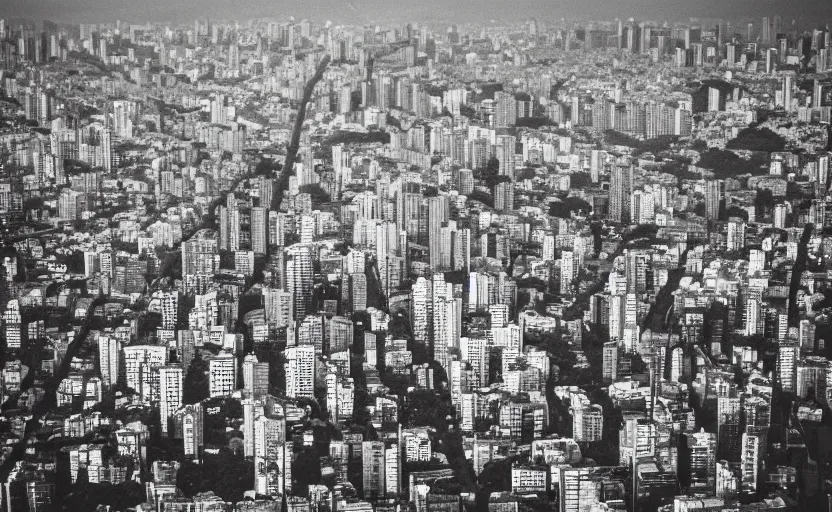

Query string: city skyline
[0,6,830,512]
[1,0,832,25]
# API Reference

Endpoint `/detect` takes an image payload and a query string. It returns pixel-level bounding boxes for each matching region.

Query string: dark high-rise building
[609,164,633,223]
[705,179,724,221]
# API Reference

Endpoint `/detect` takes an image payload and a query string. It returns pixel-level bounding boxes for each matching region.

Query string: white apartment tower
[285,345,316,398]
[98,335,121,388]
[158,366,184,437]
[122,345,168,402]
[209,351,237,397]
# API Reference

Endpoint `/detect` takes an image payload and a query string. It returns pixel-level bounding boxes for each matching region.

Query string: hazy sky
[1,0,831,25]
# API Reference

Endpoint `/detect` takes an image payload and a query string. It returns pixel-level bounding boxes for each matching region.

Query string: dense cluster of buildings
[0,10,830,512]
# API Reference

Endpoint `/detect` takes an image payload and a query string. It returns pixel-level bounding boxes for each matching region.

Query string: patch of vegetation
[515,116,556,129]
[299,183,331,203]
[697,148,768,178]
[659,159,701,181]
[325,130,390,146]
[471,83,504,102]
[467,190,494,207]
[549,196,593,218]
[725,127,787,152]
[633,135,679,157]
[515,168,537,181]
[603,130,640,148]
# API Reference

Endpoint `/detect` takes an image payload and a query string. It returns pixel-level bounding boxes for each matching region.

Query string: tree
[459,103,477,119]
[621,224,660,245]
[725,127,787,152]
[403,389,454,431]
[324,130,390,147]
[549,197,592,218]
[385,114,402,129]
[516,168,537,181]
[487,174,512,189]
[61,481,146,512]
[423,185,439,197]
[633,135,679,157]
[697,148,767,179]
[292,448,322,495]
[570,171,592,189]
[202,396,243,444]
[23,196,44,211]
[590,222,603,257]
[177,449,254,503]
[725,205,749,222]
[467,190,494,207]
[603,130,640,148]
[475,157,500,184]
[183,357,209,405]
[690,139,708,151]
[472,83,504,102]
[475,156,513,189]
[253,157,278,177]
[786,181,807,201]
[659,160,700,181]
[515,116,555,129]
[424,84,448,97]
[754,188,775,219]
[478,455,524,491]
[298,183,331,203]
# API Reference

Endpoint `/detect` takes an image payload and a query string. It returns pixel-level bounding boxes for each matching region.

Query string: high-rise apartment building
[251,206,268,255]
[496,135,516,178]
[175,403,203,458]
[243,354,269,399]
[705,180,723,220]
[362,441,386,499]
[161,291,178,330]
[285,345,315,398]
[777,342,798,393]
[328,316,353,354]
[158,366,184,437]
[98,335,120,388]
[254,412,290,496]
[123,345,168,402]
[209,351,237,397]
[4,299,21,348]
[287,246,314,321]
[610,164,633,223]
[740,432,761,493]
